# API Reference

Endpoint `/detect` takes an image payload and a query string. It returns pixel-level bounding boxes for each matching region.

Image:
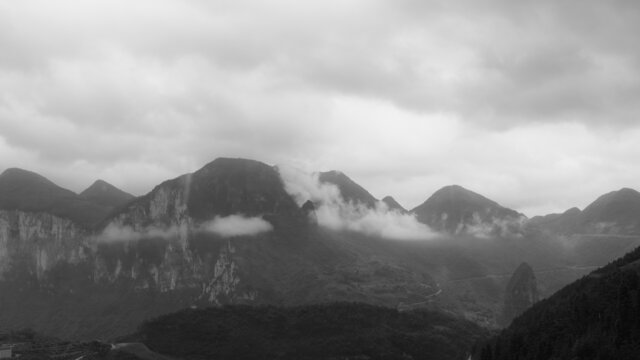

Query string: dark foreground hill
[132,302,490,360]
[476,245,640,360]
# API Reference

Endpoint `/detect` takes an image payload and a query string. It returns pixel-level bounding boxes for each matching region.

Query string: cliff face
[0,210,89,280]
[0,159,296,339]
[501,262,539,326]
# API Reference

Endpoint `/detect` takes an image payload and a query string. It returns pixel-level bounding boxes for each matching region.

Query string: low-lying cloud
[465,214,528,239]
[278,166,439,241]
[201,215,273,237]
[97,223,180,243]
[97,214,273,242]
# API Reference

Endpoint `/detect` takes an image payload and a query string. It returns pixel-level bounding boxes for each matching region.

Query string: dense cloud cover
[1,0,640,216]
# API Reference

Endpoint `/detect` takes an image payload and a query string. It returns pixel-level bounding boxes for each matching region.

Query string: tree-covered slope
[135,302,490,360]
[477,246,640,360]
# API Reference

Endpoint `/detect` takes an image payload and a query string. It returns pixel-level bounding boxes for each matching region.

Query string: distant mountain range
[531,188,640,236]
[0,157,639,344]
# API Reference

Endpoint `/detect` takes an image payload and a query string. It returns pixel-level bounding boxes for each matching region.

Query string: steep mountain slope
[382,195,407,213]
[477,246,640,360]
[411,185,524,236]
[579,187,640,235]
[500,263,538,326]
[318,171,378,207]
[80,180,135,209]
[0,168,112,227]
[134,303,489,360]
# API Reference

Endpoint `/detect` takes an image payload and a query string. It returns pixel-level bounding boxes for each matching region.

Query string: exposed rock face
[0,210,89,279]
[501,262,539,326]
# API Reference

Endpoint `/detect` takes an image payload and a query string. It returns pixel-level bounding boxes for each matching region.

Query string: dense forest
[135,302,489,360]
[477,246,640,360]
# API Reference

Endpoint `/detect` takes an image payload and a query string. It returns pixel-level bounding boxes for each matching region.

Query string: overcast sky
[1,0,639,216]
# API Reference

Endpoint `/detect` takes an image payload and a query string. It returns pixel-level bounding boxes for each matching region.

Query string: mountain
[531,188,640,236]
[0,168,112,227]
[106,157,304,228]
[382,195,407,213]
[80,180,135,209]
[579,187,640,235]
[1,158,634,344]
[476,245,640,360]
[528,207,582,235]
[133,303,489,360]
[500,262,538,326]
[318,170,378,207]
[411,185,524,236]
[0,158,449,340]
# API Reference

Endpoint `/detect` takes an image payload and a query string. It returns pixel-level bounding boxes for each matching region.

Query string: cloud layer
[202,215,273,238]
[1,0,640,216]
[279,166,438,240]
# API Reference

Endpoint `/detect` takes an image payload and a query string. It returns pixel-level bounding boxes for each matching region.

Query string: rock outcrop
[501,262,539,326]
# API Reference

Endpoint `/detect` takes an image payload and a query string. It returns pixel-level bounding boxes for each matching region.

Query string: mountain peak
[81,179,134,208]
[382,196,407,213]
[0,168,111,227]
[411,185,522,235]
[578,187,640,234]
[318,171,377,207]
[0,167,57,187]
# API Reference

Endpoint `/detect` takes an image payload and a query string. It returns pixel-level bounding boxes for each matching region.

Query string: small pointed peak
[382,196,407,213]
[80,179,134,208]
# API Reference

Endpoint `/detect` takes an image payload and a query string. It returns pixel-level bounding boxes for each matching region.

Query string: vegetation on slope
[136,302,490,360]
[477,246,640,360]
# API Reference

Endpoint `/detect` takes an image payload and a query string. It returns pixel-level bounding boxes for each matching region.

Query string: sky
[1,0,640,217]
